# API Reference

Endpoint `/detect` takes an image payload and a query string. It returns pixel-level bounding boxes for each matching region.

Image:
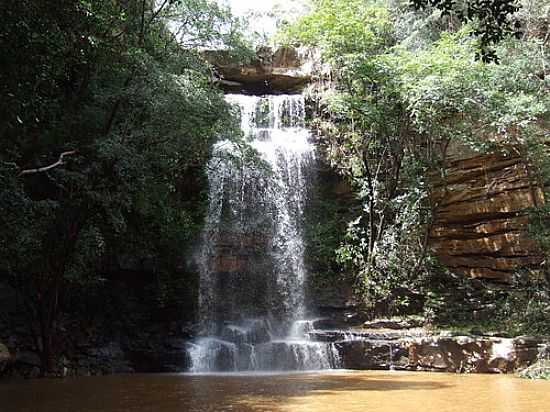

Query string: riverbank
[1,315,548,379]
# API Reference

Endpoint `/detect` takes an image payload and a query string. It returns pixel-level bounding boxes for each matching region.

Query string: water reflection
[2,371,550,412]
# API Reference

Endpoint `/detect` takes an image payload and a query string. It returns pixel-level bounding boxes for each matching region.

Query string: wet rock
[79,342,135,374]
[311,318,348,330]
[28,366,41,378]
[180,322,199,339]
[336,340,408,370]
[327,329,542,374]
[188,339,237,372]
[308,331,355,342]
[89,342,124,359]
[513,336,546,368]
[255,341,338,370]
[407,336,519,373]
[309,330,409,343]
[76,367,91,376]
[488,338,516,372]
[164,338,189,350]
[513,335,544,346]
[410,336,492,372]
[221,319,272,345]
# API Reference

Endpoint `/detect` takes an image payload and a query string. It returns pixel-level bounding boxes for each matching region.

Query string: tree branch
[148,0,171,28]
[19,151,77,176]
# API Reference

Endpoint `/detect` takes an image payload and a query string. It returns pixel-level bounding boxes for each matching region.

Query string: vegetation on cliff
[279,0,549,323]
[0,0,549,378]
[0,0,252,375]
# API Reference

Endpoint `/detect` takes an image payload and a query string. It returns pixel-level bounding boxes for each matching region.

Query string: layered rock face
[204,46,316,94]
[256,320,549,373]
[406,334,548,373]
[430,153,545,281]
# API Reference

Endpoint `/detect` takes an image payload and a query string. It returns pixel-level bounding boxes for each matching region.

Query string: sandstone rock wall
[287,325,548,374]
[204,46,318,94]
[406,334,546,373]
[429,153,545,281]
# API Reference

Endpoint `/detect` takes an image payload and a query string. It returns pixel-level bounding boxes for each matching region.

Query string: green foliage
[282,0,435,309]
[281,0,549,316]
[409,0,523,62]
[0,0,252,374]
[529,204,550,257]
[384,31,549,147]
[278,0,393,60]
[495,276,550,336]
[336,179,431,304]
[426,271,550,336]
[303,170,357,283]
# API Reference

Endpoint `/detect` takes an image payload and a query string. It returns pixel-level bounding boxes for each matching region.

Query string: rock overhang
[204,46,316,94]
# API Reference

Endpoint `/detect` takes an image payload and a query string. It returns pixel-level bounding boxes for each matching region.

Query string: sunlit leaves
[277,0,393,63]
[0,0,248,291]
[409,0,523,62]
[281,0,549,310]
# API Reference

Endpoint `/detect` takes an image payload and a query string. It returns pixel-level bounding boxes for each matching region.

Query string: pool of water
[2,370,550,412]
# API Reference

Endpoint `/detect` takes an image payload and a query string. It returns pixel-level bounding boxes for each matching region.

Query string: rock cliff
[204,46,317,94]
[429,152,545,281]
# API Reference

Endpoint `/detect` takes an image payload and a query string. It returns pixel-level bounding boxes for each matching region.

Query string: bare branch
[19,151,77,177]
[148,0,171,28]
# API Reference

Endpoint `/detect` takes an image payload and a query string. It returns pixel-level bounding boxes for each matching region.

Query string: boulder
[336,340,408,370]
[513,336,546,368]
[407,335,519,373]
[327,328,537,373]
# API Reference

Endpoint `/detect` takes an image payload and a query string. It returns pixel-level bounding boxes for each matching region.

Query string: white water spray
[191,94,340,371]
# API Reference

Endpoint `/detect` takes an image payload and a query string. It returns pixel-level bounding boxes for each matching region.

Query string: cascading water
[190,94,341,372]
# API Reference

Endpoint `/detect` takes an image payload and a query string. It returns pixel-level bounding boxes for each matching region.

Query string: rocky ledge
[2,327,548,377]
[405,334,548,373]
[204,46,318,94]
[313,323,549,374]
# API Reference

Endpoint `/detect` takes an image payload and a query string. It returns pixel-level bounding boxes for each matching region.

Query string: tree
[0,0,251,375]
[279,0,549,313]
[409,0,523,62]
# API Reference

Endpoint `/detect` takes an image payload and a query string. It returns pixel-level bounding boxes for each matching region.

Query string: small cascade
[191,94,341,372]
[289,319,318,339]
[189,318,342,372]
[188,338,238,372]
[538,343,549,362]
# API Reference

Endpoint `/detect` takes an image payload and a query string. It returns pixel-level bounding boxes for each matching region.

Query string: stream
[2,370,550,412]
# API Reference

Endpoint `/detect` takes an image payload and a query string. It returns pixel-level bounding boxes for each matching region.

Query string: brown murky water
[2,370,550,412]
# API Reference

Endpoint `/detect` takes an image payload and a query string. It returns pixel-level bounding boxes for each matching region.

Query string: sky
[224,0,276,16]
[222,0,308,38]
[223,0,278,37]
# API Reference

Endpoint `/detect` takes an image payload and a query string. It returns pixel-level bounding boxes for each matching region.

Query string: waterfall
[191,94,340,372]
